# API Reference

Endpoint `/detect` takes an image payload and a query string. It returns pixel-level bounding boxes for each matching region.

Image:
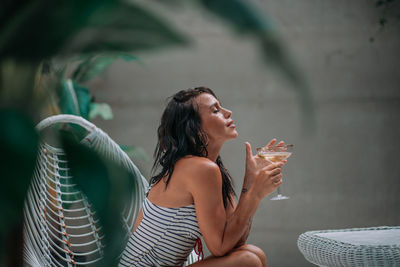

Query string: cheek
[210,120,229,138]
[202,121,216,136]
[202,118,224,136]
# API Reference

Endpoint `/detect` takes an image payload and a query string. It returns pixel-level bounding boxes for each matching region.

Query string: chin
[229,130,239,139]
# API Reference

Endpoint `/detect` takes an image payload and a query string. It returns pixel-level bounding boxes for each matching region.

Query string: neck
[206,142,223,162]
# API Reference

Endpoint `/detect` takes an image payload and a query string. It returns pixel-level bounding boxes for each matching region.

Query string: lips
[227,120,235,128]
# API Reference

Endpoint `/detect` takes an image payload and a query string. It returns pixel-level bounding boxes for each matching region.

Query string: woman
[119,87,286,267]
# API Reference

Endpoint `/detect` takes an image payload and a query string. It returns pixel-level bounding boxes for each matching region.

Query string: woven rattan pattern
[298,226,400,267]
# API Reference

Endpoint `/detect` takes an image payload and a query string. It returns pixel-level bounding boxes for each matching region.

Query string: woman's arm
[186,143,283,257]
[227,192,254,247]
[222,141,286,249]
[235,217,252,248]
[188,163,259,257]
[225,190,252,248]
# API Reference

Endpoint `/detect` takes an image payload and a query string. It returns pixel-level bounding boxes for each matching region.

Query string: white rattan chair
[298,226,400,267]
[23,115,200,266]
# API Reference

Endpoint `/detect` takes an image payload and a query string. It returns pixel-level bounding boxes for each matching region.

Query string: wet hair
[151,87,235,208]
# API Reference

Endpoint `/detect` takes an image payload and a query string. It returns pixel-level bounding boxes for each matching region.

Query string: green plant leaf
[61,131,110,220]
[72,53,139,83]
[89,102,114,120]
[118,53,139,62]
[120,144,149,162]
[0,0,113,60]
[0,0,188,61]
[61,132,137,265]
[65,1,189,55]
[58,79,90,119]
[0,109,38,263]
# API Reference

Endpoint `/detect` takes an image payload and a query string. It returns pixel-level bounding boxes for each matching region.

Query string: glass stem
[276,187,282,196]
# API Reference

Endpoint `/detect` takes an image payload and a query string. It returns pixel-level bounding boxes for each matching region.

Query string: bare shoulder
[175,156,222,187]
[176,156,220,174]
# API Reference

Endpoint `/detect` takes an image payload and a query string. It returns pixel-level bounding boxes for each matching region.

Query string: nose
[223,108,232,118]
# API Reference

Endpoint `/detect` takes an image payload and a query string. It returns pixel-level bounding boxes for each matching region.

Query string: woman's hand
[243,139,286,199]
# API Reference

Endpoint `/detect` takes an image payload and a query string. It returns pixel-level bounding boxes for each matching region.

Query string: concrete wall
[89,1,400,266]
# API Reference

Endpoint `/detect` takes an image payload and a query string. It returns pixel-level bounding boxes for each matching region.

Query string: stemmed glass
[256,144,293,200]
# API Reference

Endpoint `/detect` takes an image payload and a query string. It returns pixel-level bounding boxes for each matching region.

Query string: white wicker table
[297,226,400,267]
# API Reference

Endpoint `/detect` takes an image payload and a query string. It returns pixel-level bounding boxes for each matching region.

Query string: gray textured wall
[89,1,400,266]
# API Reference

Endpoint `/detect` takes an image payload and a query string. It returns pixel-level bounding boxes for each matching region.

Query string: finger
[271,168,282,176]
[263,167,281,176]
[262,164,281,173]
[276,140,285,147]
[271,173,283,181]
[245,142,253,160]
[266,138,277,149]
[260,168,281,179]
[262,162,284,171]
[276,160,288,166]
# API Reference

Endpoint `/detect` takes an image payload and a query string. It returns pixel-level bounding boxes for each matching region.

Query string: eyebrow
[209,101,220,109]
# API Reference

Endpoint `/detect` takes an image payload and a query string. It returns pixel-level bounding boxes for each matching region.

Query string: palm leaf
[0,0,188,60]
[61,131,136,266]
[72,53,138,83]
[0,109,38,264]
[89,102,114,120]
[66,1,189,54]
[58,79,90,119]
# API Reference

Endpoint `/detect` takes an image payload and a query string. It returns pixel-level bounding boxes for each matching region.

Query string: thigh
[188,248,262,267]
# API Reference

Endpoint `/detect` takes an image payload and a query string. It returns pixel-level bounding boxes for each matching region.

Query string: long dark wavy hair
[151,87,235,208]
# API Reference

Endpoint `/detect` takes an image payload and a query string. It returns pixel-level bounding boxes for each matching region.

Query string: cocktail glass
[256,144,293,200]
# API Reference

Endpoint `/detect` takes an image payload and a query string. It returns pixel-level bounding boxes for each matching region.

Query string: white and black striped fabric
[119,197,202,267]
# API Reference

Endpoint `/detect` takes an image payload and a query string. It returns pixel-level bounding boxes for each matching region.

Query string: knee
[238,244,267,267]
[237,250,263,267]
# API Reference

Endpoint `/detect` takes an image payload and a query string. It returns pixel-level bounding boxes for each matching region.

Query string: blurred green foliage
[59,80,91,119]
[0,109,38,266]
[120,144,150,162]
[0,0,311,265]
[72,54,138,84]
[61,131,137,265]
[0,0,188,60]
[89,103,114,120]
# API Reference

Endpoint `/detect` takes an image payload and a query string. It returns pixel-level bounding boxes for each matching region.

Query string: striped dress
[119,197,202,267]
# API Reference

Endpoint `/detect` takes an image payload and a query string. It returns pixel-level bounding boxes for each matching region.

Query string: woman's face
[195,93,238,145]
